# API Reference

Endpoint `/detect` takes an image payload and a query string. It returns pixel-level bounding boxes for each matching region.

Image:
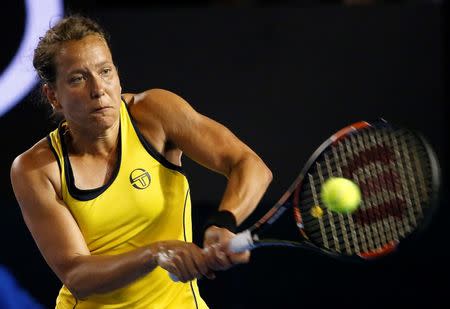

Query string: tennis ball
[320,177,361,213]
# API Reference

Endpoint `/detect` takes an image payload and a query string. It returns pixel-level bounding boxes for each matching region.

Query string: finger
[206,245,233,270]
[183,249,202,280]
[193,248,215,280]
[172,249,201,282]
[216,248,234,269]
[156,251,179,278]
[170,252,190,282]
[228,250,251,264]
[161,249,190,283]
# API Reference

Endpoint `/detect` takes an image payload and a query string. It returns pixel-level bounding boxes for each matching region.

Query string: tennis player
[10,15,272,308]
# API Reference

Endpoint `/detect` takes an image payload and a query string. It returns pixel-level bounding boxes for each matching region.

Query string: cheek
[62,101,86,115]
[112,76,122,92]
[59,89,86,106]
[57,91,89,114]
[110,82,123,99]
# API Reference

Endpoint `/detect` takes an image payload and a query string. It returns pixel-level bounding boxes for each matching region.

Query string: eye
[101,67,112,76]
[69,75,84,84]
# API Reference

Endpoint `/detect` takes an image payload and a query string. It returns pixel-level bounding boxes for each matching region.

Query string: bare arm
[132,89,273,225]
[131,89,272,269]
[10,142,212,299]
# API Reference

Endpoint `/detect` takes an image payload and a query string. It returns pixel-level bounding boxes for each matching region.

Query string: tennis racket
[170,119,441,281]
[230,119,440,259]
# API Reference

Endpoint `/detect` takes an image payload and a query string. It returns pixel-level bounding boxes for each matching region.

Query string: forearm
[203,153,268,268]
[64,245,158,299]
[219,153,272,225]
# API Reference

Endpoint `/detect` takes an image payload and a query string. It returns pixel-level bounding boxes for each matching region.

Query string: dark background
[1,0,448,308]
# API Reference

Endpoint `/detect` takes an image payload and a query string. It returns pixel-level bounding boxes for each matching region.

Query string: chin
[91,109,119,129]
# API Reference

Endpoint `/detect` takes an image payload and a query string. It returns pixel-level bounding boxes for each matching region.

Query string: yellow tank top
[47,100,208,309]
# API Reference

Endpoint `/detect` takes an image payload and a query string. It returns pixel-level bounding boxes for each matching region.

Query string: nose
[90,75,105,99]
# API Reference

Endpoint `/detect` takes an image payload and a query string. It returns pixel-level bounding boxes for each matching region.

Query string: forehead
[55,35,112,70]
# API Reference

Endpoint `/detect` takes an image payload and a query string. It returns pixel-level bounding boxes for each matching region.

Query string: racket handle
[229,230,254,253]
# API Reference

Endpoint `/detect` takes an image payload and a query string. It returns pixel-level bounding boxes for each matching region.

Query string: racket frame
[233,119,441,261]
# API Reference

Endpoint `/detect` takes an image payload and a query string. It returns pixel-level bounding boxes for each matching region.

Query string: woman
[10,15,272,308]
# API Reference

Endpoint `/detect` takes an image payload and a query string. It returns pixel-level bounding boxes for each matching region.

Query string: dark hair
[33,15,110,85]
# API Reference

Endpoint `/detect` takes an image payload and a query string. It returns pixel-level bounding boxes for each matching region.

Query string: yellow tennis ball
[320,177,361,213]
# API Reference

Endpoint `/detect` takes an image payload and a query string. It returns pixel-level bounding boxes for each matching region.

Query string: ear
[43,84,61,110]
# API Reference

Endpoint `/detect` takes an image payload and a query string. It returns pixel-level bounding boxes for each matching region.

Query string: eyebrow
[67,61,114,76]
[95,61,114,68]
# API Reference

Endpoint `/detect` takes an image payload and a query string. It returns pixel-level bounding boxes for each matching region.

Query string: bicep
[155,90,254,176]
[177,114,253,175]
[134,89,258,176]
[10,158,90,282]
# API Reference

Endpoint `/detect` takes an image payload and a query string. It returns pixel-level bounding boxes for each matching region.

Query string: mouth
[92,106,112,113]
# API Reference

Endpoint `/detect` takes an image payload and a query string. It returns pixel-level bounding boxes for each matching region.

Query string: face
[45,35,122,133]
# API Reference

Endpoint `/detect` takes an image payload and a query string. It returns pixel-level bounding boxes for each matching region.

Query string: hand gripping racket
[170,119,441,281]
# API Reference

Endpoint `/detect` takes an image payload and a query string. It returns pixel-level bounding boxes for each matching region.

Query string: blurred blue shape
[0,265,44,309]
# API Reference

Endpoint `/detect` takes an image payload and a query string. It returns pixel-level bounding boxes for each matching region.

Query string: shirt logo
[129,168,151,189]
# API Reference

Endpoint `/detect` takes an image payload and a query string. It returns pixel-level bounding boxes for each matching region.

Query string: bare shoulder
[10,138,61,199]
[124,89,195,121]
[11,138,56,174]
[123,89,199,148]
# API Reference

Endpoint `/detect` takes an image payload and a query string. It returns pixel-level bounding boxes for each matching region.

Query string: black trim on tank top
[59,121,122,201]
[182,189,199,309]
[46,135,61,173]
[123,100,185,175]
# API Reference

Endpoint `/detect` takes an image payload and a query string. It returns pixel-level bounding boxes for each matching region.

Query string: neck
[64,119,120,157]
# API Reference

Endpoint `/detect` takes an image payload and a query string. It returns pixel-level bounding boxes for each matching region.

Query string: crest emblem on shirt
[129,168,151,189]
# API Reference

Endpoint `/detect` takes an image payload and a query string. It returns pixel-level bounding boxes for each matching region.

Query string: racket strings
[298,127,434,256]
[349,130,400,252]
[342,128,424,250]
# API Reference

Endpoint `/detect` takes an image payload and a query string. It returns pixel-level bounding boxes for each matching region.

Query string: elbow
[231,152,273,187]
[266,165,273,184]
[64,280,85,300]
[249,153,272,188]
[64,281,89,300]
[261,161,273,187]
[63,270,91,300]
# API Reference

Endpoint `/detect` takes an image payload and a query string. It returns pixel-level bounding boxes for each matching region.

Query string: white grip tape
[229,230,254,253]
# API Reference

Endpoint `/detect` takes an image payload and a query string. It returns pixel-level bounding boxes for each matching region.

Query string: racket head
[292,119,441,260]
